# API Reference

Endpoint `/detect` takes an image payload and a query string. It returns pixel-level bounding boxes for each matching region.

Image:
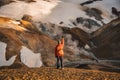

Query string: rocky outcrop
[80,0,102,6]
[0,0,36,7]
[18,0,36,3]
[82,7,105,25]
[76,17,101,29]
[112,7,120,18]
[62,27,90,47]
[0,0,15,7]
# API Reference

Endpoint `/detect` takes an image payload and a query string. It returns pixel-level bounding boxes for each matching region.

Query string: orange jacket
[55,38,64,57]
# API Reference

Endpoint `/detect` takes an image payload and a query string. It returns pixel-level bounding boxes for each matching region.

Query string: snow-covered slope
[0,0,119,33]
[61,0,120,10]
[0,0,58,21]
[46,0,120,32]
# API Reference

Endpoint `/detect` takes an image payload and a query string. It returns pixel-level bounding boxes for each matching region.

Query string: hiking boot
[61,67,64,70]
[56,66,60,69]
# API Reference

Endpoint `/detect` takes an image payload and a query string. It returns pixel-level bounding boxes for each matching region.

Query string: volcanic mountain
[0,0,120,69]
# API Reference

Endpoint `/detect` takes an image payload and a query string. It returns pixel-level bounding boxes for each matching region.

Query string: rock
[0,0,15,7]
[76,17,101,29]
[112,7,120,18]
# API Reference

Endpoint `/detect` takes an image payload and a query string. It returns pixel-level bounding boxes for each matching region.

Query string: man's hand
[62,35,64,38]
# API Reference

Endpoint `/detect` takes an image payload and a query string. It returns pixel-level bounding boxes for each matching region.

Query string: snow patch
[0,43,42,67]
[8,20,21,24]
[84,44,90,50]
[0,42,16,66]
[20,46,43,68]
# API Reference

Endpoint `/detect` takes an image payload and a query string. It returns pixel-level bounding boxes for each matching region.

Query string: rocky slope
[0,16,120,68]
[91,18,120,59]
[0,16,86,68]
[0,16,57,67]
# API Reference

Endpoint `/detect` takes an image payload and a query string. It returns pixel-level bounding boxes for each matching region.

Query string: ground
[0,67,120,80]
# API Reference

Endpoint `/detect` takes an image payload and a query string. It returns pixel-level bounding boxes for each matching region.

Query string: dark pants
[56,56,63,69]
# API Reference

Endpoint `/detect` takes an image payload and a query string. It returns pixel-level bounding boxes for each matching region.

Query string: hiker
[55,36,64,69]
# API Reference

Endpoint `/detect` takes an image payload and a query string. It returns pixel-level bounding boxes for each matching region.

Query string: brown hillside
[91,18,120,59]
[0,16,82,67]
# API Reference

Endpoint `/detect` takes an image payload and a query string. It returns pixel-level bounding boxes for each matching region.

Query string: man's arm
[61,37,64,46]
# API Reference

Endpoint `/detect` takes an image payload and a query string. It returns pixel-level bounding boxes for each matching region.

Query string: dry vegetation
[0,67,120,80]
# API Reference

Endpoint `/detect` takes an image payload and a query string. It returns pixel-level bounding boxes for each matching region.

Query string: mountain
[0,0,119,33]
[91,18,120,59]
[0,16,88,68]
[0,16,56,67]
[0,0,120,68]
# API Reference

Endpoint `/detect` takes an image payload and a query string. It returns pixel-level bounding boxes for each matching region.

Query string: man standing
[55,36,64,69]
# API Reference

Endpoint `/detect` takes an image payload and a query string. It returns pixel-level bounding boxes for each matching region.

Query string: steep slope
[91,18,120,59]
[1,16,93,68]
[62,27,89,47]
[0,0,119,33]
[0,16,56,67]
